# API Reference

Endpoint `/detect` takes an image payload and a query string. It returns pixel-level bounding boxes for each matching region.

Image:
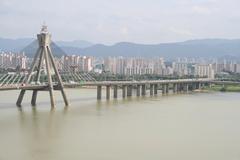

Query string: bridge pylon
[16,25,69,107]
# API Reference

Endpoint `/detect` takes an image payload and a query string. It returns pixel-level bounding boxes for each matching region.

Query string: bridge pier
[192,83,196,90]
[16,90,26,107]
[173,83,178,93]
[141,84,146,96]
[184,83,189,92]
[113,85,118,99]
[166,84,169,94]
[150,84,154,96]
[136,85,141,97]
[154,84,158,95]
[180,83,184,92]
[122,85,126,98]
[127,85,132,97]
[162,84,166,95]
[31,90,38,106]
[97,85,102,100]
[106,85,111,100]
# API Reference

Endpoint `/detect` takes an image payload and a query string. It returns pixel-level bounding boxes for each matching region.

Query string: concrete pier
[154,84,158,95]
[127,85,132,97]
[192,83,196,90]
[150,84,154,96]
[136,85,141,97]
[166,84,169,94]
[173,83,178,93]
[141,84,146,96]
[97,85,102,100]
[31,90,38,106]
[179,83,183,92]
[161,84,164,94]
[122,85,126,98]
[106,85,111,100]
[184,83,189,92]
[113,85,118,99]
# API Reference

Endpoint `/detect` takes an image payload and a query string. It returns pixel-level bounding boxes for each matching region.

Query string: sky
[1,0,240,44]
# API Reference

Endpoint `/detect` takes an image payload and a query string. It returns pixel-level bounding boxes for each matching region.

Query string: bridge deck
[0,79,239,91]
[0,78,214,91]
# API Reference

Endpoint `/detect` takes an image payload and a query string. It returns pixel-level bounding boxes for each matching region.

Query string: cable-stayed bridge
[0,25,239,108]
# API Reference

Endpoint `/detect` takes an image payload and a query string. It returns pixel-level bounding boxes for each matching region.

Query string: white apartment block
[194,64,215,79]
[62,55,93,72]
[0,52,27,70]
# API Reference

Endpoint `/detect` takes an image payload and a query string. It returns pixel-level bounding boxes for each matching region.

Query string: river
[0,89,240,160]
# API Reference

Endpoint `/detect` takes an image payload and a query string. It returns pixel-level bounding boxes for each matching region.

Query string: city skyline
[1,0,240,44]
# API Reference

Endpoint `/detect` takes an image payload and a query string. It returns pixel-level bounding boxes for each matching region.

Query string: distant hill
[21,40,66,58]
[61,39,240,58]
[55,40,93,48]
[1,37,240,58]
[0,38,34,52]
[0,37,94,56]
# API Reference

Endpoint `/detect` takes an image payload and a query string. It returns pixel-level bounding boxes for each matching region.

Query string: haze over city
[1,0,240,44]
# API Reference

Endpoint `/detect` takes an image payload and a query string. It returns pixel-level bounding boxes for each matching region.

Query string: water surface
[0,89,240,160]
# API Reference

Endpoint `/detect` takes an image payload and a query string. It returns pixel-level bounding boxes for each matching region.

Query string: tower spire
[40,22,48,34]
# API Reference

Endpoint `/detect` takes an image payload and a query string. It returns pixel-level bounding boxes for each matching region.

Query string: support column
[141,84,146,96]
[97,85,102,100]
[198,83,201,89]
[154,84,158,95]
[179,83,183,92]
[201,83,205,89]
[113,85,118,99]
[31,49,44,106]
[192,83,196,90]
[47,46,69,106]
[166,84,169,94]
[106,85,110,100]
[16,47,41,107]
[173,83,178,93]
[136,85,141,97]
[31,90,38,106]
[16,90,26,107]
[150,84,154,96]
[122,85,126,98]
[127,85,132,97]
[184,83,189,92]
[43,47,55,107]
[162,84,166,95]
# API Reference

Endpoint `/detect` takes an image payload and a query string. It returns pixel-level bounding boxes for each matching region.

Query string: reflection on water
[0,89,240,160]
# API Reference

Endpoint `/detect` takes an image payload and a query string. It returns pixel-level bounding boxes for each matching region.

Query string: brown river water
[0,89,240,160]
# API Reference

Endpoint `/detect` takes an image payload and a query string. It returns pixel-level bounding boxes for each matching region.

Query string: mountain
[21,40,66,57]
[1,37,240,58]
[0,37,94,53]
[0,38,34,52]
[61,39,240,58]
[55,40,93,48]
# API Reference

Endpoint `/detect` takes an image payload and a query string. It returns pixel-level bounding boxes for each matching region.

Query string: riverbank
[205,84,240,92]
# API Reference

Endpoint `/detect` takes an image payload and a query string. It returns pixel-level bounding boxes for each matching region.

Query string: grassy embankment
[205,84,240,92]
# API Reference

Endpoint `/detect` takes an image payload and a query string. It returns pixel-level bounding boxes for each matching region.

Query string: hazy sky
[1,0,240,44]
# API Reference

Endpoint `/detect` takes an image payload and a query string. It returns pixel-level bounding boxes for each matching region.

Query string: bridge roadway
[1,78,239,101]
[0,78,211,90]
[0,78,239,91]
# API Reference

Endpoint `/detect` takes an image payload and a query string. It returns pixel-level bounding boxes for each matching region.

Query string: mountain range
[1,37,240,58]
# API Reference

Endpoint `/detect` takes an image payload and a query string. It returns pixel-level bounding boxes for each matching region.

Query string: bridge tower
[16,25,69,107]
